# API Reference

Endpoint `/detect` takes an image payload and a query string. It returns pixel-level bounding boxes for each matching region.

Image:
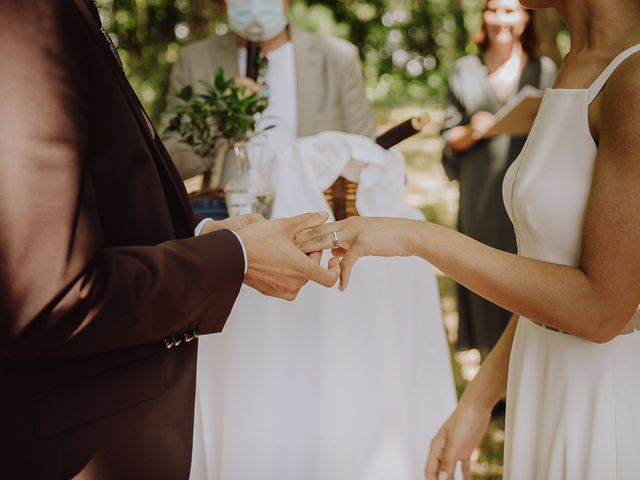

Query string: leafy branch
[163,67,272,158]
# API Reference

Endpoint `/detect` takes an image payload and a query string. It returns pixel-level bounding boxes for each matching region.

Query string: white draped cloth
[190,132,457,480]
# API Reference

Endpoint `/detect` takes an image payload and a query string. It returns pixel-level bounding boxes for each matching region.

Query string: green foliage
[96,0,488,119]
[290,0,485,106]
[163,67,271,158]
[95,0,186,122]
[97,1,562,119]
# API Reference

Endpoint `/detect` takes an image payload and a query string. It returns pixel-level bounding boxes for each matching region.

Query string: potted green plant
[163,66,273,192]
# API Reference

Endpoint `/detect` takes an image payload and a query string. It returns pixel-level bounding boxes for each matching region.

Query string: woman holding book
[297,0,640,477]
[442,0,556,357]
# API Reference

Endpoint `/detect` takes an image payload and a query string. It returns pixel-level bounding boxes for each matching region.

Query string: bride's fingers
[298,230,352,253]
[327,256,341,279]
[424,431,446,480]
[295,219,352,250]
[338,247,362,291]
[462,458,471,480]
[331,247,347,257]
[294,223,331,246]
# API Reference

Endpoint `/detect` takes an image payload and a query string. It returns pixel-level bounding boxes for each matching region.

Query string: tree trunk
[188,0,219,41]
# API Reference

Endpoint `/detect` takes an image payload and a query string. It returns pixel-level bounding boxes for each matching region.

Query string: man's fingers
[327,256,341,278]
[294,219,337,247]
[285,211,330,236]
[297,227,353,254]
[235,77,261,96]
[208,214,265,233]
[308,251,322,264]
[425,431,446,480]
[241,213,265,226]
[300,252,340,288]
[338,247,361,291]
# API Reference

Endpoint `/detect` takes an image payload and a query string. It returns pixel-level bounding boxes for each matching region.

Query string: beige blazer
[162,25,376,181]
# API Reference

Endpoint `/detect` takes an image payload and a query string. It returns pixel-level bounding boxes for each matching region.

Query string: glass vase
[224,141,276,219]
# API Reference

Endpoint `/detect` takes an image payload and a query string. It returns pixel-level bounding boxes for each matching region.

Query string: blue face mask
[227,0,288,42]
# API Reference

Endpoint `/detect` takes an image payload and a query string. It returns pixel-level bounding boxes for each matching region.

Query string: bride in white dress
[296,1,640,478]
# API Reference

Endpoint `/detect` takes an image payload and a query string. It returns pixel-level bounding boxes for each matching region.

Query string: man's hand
[200,214,265,235]
[238,212,341,300]
[235,77,261,97]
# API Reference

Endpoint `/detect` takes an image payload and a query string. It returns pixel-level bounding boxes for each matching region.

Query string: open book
[480,85,543,139]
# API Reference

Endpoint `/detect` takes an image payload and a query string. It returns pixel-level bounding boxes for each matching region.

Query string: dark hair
[473,2,540,55]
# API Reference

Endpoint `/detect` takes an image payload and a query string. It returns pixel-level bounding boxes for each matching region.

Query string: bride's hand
[295,217,420,290]
[424,400,492,480]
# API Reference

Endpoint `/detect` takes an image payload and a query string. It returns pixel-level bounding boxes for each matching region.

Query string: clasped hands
[202,213,418,299]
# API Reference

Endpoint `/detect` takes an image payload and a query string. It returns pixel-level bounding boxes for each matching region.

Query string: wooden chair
[323,112,430,221]
[324,177,359,220]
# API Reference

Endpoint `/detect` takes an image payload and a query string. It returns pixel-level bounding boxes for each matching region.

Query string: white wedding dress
[502,44,640,479]
[190,133,458,480]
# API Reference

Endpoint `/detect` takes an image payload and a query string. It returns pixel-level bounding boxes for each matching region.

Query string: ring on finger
[330,231,340,249]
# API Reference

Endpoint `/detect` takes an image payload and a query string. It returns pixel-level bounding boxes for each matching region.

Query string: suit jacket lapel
[71,0,194,236]
[291,26,322,137]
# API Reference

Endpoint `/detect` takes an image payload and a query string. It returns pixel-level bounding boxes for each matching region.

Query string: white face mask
[227,0,288,42]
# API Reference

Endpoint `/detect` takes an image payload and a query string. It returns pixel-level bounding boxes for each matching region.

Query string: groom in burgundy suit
[0,1,339,478]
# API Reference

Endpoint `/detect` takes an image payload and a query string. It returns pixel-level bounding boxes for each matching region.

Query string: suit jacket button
[164,338,175,349]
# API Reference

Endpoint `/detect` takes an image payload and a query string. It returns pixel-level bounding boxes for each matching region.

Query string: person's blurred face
[484,0,530,47]
[224,0,290,15]
[225,0,289,41]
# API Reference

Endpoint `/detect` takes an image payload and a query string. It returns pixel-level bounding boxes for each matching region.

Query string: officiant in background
[161,0,376,217]
[441,0,556,358]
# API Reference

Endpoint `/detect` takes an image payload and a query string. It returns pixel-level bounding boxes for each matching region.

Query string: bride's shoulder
[601,53,640,116]
[596,53,640,164]
[606,50,640,93]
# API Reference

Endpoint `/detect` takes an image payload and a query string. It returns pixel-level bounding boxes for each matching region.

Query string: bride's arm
[416,59,640,343]
[297,59,640,343]
[425,316,517,480]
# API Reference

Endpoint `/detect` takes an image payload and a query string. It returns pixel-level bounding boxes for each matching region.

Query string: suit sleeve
[338,44,377,139]
[159,52,213,179]
[0,0,245,360]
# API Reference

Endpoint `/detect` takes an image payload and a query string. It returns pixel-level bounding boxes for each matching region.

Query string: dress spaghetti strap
[587,44,640,103]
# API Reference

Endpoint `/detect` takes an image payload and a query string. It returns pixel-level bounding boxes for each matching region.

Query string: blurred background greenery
[94,0,567,122]
[95,1,567,477]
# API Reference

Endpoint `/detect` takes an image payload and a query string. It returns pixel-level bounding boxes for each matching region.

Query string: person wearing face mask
[162,0,376,195]
[441,0,556,359]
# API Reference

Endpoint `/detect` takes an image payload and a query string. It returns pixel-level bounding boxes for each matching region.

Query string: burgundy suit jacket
[0,1,245,478]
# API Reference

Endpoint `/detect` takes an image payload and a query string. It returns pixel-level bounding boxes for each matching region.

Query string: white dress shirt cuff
[195,218,248,275]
